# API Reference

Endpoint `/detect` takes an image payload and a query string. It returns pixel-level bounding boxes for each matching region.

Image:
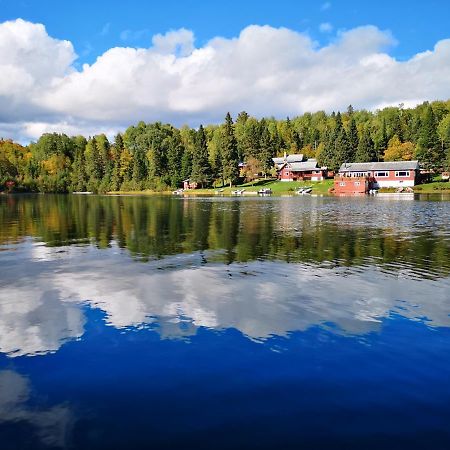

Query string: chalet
[272,154,326,181]
[335,160,420,193]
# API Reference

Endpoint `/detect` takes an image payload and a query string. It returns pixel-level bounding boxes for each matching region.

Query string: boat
[258,188,272,195]
[296,187,312,195]
[72,191,93,195]
[172,189,184,195]
[231,189,245,195]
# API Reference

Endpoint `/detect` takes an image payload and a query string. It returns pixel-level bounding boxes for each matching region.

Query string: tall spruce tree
[347,116,359,162]
[191,125,211,188]
[259,119,274,177]
[222,113,239,187]
[355,126,376,162]
[416,105,442,169]
[330,112,350,170]
[110,133,124,191]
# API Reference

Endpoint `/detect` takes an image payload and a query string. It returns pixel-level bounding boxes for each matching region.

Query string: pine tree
[166,129,184,188]
[330,112,350,170]
[355,126,376,162]
[259,119,274,177]
[110,133,124,191]
[376,119,388,161]
[392,113,403,142]
[221,113,239,187]
[416,105,442,169]
[347,116,359,162]
[190,125,211,188]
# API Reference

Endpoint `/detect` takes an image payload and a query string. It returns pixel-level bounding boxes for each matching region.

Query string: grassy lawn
[414,181,450,192]
[183,178,334,195]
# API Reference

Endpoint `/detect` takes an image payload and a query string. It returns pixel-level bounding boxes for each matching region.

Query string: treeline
[1,100,450,193]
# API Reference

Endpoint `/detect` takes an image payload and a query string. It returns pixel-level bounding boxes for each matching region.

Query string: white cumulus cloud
[0,19,450,142]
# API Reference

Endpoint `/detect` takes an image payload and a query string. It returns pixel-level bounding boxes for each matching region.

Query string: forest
[1,100,450,193]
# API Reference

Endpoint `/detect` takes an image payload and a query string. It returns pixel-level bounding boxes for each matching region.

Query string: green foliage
[221,112,239,187]
[190,125,211,187]
[2,100,450,193]
[415,105,442,169]
[355,126,376,162]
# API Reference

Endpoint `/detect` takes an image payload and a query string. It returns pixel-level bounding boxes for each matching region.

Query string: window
[395,171,410,177]
[375,171,389,177]
[352,172,367,177]
[354,181,360,186]
[339,182,346,186]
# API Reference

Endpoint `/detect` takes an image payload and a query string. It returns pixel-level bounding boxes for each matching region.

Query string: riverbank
[108,178,450,196]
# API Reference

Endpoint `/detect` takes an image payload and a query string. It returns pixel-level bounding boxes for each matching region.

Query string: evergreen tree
[347,116,359,162]
[355,126,376,162]
[190,125,211,188]
[376,119,388,161]
[259,119,274,177]
[166,129,185,188]
[221,113,239,187]
[110,133,124,191]
[416,105,442,169]
[180,148,193,182]
[330,112,350,170]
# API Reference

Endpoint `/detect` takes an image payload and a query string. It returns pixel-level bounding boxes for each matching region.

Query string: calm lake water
[1,193,450,449]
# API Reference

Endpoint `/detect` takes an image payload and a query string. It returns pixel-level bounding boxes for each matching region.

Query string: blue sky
[2,0,449,64]
[0,0,449,141]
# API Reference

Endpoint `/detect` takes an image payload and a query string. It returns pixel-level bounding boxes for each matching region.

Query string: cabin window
[339,182,346,186]
[375,171,389,177]
[395,171,410,177]
[354,181,360,186]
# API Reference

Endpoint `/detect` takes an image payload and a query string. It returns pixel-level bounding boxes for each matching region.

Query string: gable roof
[339,161,419,172]
[289,159,320,172]
[272,154,305,168]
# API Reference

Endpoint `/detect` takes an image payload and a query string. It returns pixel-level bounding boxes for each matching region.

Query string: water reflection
[1,242,449,357]
[0,370,73,447]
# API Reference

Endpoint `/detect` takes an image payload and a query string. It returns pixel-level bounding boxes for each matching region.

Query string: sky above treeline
[1,0,449,142]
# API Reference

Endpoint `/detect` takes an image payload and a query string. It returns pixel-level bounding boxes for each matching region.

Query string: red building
[183,179,198,190]
[334,176,369,194]
[337,161,420,192]
[272,154,326,181]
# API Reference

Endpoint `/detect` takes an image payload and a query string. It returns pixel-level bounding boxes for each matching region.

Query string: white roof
[339,161,419,172]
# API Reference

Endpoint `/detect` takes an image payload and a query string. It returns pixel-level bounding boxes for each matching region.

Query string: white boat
[172,189,184,195]
[232,189,245,195]
[72,191,93,195]
[258,188,272,195]
[296,187,312,195]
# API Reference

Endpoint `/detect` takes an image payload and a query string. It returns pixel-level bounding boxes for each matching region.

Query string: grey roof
[272,154,305,166]
[289,159,320,171]
[339,161,419,172]
[286,154,304,163]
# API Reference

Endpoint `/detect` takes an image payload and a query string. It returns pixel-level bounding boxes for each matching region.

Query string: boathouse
[273,154,326,181]
[338,161,420,190]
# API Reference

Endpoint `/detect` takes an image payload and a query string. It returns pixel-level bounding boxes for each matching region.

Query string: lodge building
[334,161,420,193]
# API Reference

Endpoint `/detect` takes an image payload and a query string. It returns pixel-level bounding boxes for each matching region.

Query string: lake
[1,193,450,449]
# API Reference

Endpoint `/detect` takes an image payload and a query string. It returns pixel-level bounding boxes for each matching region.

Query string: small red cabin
[183,179,198,190]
